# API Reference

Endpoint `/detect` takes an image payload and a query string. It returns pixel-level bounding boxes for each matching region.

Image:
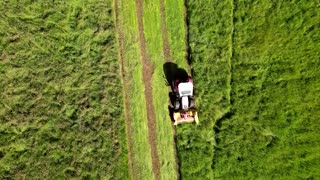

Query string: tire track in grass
[113,0,134,177]
[159,0,172,62]
[159,0,180,179]
[135,0,161,179]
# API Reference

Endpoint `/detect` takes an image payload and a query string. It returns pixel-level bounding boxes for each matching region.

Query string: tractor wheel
[171,80,176,92]
[189,98,195,108]
[169,102,173,108]
[169,99,174,108]
[174,100,180,110]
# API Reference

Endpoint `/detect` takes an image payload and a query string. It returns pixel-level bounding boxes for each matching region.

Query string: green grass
[118,1,154,179]
[184,0,320,179]
[0,0,129,179]
[143,0,178,179]
[164,0,189,68]
[3,0,319,179]
[115,0,154,179]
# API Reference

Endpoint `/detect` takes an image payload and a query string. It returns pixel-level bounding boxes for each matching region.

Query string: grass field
[143,0,180,179]
[163,0,189,68]
[184,0,320,179]
[1,0,319,179]
[114,0,154,179]
[0,0,129,178]
[116,0,179,178]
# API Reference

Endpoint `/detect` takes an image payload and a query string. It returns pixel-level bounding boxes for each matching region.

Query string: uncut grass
[214,1,320,179]
[143,0,178,179]
[0,0,129,179]
[186,0,320,179]
[176,0,233,179]
[116,0,154,179]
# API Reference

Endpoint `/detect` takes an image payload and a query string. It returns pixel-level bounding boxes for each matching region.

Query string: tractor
[170,75,199,125]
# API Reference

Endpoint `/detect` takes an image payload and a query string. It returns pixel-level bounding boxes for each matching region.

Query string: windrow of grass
[0,0,128,178]
[114,0,154,179]
[142,0,178,179]
[186,0,320,179]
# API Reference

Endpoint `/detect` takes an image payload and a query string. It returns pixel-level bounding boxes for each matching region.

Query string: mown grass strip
[113,0,134,177]
[114,0,154,179]
[135,0,161,178]
[163,0,189,69]
[142,0,178,179]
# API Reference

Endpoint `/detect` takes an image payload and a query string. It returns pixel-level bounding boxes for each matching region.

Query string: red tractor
[170,76,199,125]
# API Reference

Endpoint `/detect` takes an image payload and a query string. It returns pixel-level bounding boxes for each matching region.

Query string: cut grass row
[163,0,189,68]
[114,0,154,179]
[142,0,179,179]
[116,0,186,178]
[0,0,129,178]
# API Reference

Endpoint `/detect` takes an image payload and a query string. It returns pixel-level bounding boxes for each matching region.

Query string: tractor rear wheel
[174,100,180,110]
[189,98,195,108]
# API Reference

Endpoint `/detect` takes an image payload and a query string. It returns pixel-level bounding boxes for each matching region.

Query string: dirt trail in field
[159,0,180,179]
[135,0,161,179]
[114,0,135,177]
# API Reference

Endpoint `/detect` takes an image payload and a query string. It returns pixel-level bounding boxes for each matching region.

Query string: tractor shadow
[163,62,189,122]
[163,62,189,90]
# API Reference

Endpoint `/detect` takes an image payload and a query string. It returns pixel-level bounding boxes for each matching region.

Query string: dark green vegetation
[0,0,129,178]
[179,0,320,179]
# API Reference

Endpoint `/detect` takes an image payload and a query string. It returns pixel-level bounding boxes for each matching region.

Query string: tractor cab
[178,82,193,110]
[178,82,193,97]
[171,76,199,125]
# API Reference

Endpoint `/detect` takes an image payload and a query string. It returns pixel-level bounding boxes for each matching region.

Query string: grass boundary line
[159,0,180,179]
[227,0,235,105]
[113,0,134,178]
[183,0,192,74]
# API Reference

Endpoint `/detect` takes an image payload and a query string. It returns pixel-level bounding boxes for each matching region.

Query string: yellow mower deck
[173,110,199,125]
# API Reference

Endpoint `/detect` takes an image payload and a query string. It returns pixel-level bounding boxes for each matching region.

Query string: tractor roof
[178,82,193,96]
